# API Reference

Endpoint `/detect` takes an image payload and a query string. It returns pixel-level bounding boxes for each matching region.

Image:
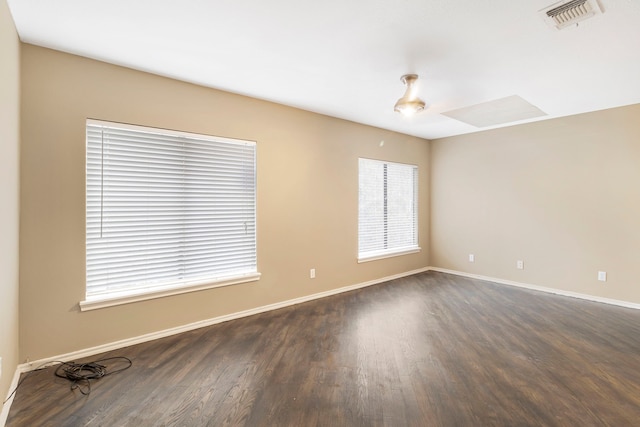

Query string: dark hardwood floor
[6,271,640,426]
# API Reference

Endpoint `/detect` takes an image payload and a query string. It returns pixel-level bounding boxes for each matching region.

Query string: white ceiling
[7,0,640,139]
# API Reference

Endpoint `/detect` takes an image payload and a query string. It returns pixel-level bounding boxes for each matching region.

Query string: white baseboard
[1,365,22,427]
[429,267,640,310]
[17,267,431,375]
[14,265,638,377]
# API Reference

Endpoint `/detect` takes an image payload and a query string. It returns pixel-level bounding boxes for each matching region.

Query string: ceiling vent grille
[540,0,603,30]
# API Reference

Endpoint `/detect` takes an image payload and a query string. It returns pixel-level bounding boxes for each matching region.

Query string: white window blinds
[86,120,257,301]
[358,158,418,260]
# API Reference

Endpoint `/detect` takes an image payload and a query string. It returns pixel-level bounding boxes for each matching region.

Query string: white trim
[80,273,261,311]
[1,365,22,427]
[358,247,421,263]
[86,118,257,146]
[429,267,640,310]
[20,267,431,374]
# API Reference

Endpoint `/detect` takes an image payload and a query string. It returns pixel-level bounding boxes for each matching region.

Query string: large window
[83,120,258,310]
[358,158,419,262]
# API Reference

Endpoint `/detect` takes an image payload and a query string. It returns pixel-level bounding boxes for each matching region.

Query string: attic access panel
[441,95,547,128]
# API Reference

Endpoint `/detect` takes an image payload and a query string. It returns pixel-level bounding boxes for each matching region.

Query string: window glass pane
[358,159,385,254]
[387,163,417,249]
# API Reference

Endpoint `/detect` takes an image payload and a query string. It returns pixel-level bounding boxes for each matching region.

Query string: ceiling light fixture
[394,74,426,116]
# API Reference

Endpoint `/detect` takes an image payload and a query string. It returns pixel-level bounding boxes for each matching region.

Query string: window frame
[81,119,260,311]
[357,157,420,263]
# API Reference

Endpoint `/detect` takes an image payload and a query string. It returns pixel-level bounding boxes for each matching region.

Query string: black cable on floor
[2,356,132,404]
[54,357,133,395]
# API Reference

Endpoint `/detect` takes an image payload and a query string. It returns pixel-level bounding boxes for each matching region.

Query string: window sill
[79,272,261,312]
[358,247,421,263]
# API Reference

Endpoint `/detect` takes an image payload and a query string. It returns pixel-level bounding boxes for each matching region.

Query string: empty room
[2,0,640,425]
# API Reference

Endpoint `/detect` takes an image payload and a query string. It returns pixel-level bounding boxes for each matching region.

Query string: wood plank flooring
[6,271,640,426]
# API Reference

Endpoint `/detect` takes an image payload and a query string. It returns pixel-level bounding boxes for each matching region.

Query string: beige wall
[431,104,640,304]
[0,0,20,404]
[19,44,430,361]
[19,32,638,367]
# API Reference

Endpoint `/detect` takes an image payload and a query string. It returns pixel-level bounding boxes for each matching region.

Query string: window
[358,158,419,262]
[83,120,258,310]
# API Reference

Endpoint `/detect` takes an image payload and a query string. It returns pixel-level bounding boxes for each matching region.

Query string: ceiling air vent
[540,0,603,30]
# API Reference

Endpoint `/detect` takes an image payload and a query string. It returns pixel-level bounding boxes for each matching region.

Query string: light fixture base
[400,74,419,85]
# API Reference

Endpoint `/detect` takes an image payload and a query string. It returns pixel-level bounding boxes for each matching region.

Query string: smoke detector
[540,0,603,30]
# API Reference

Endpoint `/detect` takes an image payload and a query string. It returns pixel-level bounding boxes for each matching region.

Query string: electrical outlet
[468,254,475,262]
[310,268,316,279]
[517,260,524,270]
[598,271,607,282]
